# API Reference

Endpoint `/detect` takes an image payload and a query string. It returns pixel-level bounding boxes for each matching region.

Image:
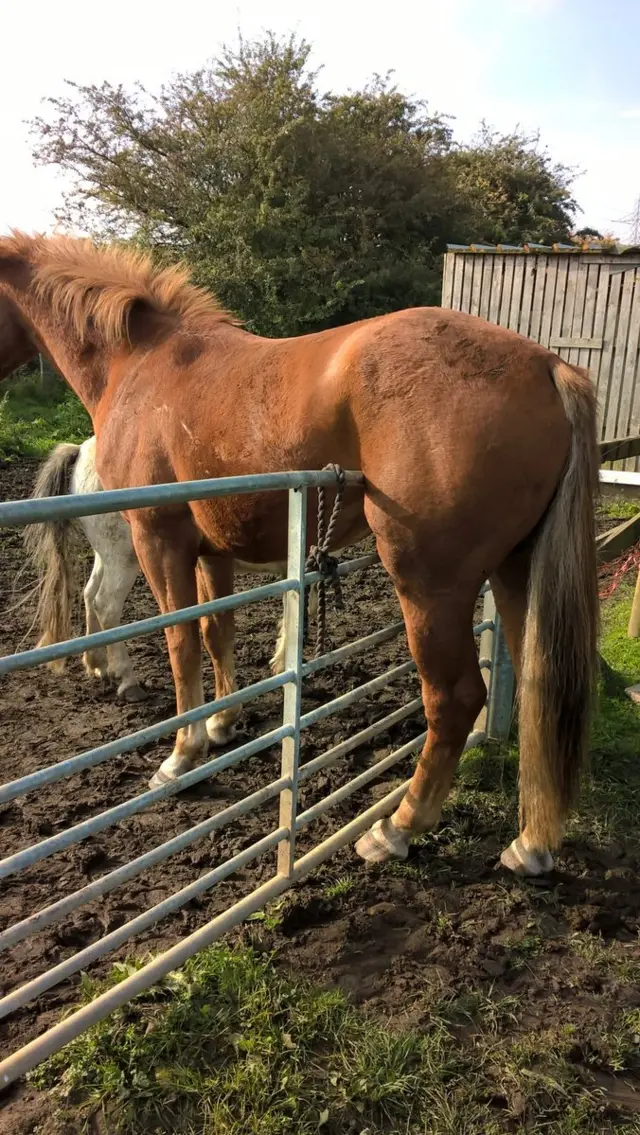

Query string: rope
[598,542,640,601]
[305,464,347,658]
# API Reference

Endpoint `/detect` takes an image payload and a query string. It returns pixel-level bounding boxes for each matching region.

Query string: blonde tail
[23,443,81,670]
[518,361,600,851]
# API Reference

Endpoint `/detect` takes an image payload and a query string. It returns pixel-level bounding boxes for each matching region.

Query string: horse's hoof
[355,818,409,864]
[148,754,193,791]
[148,769,175,790]
[118,682,148,704]
[500,837,554,877]
[269,654,285,676]
[206,719,236,746]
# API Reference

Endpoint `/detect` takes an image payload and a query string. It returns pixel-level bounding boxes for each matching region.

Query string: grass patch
[576,583,640,844]
[598,498,640,522]
[0,370,90,461]
[322,874,355,900]
[30,946,632,1135]
[31,947,458,1135]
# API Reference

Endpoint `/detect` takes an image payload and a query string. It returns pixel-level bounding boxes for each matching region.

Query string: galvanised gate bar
[0,470,513,1086]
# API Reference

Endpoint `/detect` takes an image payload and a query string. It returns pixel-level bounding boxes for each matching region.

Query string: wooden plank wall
[442,253,640,470]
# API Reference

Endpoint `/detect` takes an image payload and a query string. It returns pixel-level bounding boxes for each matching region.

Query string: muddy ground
[1,458,640,1132]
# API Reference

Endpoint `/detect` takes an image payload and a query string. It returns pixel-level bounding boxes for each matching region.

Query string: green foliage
[0,369,91,461]
[31,33,578,337]
[449,123,576,246]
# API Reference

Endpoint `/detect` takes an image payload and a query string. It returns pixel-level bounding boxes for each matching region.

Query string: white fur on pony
[71,440,307,697]
[354,817,410,864]
[72,439,145,702]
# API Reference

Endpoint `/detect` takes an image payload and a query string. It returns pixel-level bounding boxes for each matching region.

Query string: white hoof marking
[500,837,554,877]
[206,719,237,746]
[354,818,409,864]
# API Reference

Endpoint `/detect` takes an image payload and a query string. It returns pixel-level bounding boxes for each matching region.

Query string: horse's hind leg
[93,552,145,702]
[355,581,486,864]
[82,555,109,681]
[197,556,241,745]
[490,546,555,877]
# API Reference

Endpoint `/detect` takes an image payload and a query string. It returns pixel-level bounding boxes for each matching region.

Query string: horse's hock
[0,469,512,1086]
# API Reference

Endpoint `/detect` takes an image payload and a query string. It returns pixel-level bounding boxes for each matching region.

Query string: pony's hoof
[355,818,409,865]
[500,837,554,877]
[148,754,193,790]
[148,769,175,790]
[269,654,285,676]
[206,719,237,746]
[118,682,148,704]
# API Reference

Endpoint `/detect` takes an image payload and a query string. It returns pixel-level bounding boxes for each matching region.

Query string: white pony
[24,438,314,703]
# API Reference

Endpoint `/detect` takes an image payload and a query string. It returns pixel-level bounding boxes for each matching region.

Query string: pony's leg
[490,547,555,877]
[132,528,207,789]
[82,555,109,681]
[355,584,486,864]
[196,557,241,745]
[93,553,146,702]
[82,507,145,699]
[270,582,318,675]
[270,595,287,676]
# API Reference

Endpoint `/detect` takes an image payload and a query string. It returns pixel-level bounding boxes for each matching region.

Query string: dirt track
[2,458,640,1131]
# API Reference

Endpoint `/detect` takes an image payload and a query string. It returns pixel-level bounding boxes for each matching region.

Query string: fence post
[277,486,308,878]
[486,612,515,741]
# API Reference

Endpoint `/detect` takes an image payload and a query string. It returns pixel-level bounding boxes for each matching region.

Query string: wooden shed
[441,242,640,469]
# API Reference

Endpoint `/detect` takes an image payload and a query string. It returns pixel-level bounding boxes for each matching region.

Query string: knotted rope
[305,463,347,658]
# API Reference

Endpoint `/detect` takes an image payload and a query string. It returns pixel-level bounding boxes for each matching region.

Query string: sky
[2,0,639,240]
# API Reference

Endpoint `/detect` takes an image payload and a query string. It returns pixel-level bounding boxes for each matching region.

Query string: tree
[31,36,578,335]
[574,226,603,240]
[447,125,577,246]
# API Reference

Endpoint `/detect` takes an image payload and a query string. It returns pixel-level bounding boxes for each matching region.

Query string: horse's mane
[0,231,233,346]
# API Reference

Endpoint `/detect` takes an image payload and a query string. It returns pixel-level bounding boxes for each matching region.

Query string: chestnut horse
[0,232,599,876]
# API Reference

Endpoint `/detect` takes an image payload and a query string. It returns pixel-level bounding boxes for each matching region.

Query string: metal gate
[0,471,512,1085]
[442,244,640,468]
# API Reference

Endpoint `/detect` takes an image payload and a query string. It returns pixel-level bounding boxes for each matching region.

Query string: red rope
[598,542,640,601]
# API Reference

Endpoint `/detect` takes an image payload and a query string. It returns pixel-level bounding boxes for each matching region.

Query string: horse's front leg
[132,519,207,789]
[196,556,240,744]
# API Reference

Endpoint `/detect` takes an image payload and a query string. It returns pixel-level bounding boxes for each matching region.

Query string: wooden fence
[442,247,640,470]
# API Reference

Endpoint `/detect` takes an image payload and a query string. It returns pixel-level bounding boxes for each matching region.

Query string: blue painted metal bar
[0,674,294,805]
[0,725,292,879]
[474,619,494,635]
[300,659,418,730]
[0,827,288,1021]
[301,621,405,677]
[298,697,424,783]
[0,579,295,676]
[296,731,428,829]
[0,775,290,952]
[0,469,364,527]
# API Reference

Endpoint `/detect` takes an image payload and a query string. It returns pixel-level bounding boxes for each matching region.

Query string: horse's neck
[31,316,111,417]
